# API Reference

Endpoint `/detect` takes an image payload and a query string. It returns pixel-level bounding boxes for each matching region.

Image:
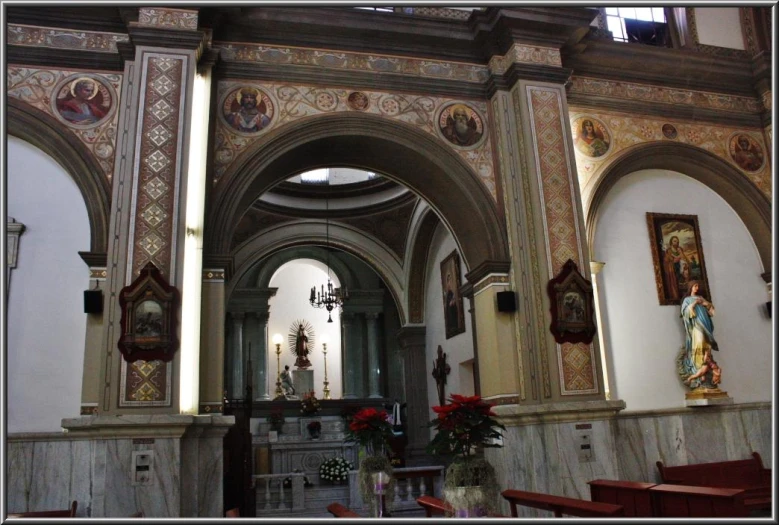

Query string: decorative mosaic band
[219,43,489,84]
[7,67,122,181]
[7,24,129,53]
[568,109,772,198]
[89,267,108,281]
[213,81,496,201]
[569,76,763,115]
[119,359,172,407]
[488,43,563,75]
[526,86,595,395]
[472,274,510,295]
[138,7,199,30]
[403,7,473,20]
[203,268,226,282]
[80,404,98,416]
[199,402,224,414]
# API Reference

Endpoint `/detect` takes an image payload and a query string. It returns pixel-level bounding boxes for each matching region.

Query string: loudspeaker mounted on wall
[766,301,771,319]
[496,290,517,313]
[84,289,103,314]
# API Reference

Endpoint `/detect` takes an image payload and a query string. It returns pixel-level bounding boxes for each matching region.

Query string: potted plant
[266,409,285,433]
[427,394,506,517]
[319,456,354,484]
[307,420,322,439]
[300,391,321,416]
[344,407,396,517]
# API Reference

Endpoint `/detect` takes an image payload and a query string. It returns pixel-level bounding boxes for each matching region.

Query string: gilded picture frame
[440,250,465,339]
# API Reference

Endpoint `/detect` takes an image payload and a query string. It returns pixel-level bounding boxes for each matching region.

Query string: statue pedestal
[685,388,733,407]
[294,369,314,396]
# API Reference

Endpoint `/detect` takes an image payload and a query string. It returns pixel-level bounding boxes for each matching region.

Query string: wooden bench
[650,484,749,518]
[656,452,771,511]
[416,495,507,518]
[326,502,361,518]
[588,479,656,517]
[589,479,751,518]
[7,501,77,518]
[502,489,624,518]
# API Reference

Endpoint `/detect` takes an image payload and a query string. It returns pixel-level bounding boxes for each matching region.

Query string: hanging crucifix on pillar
[431,345,451,406]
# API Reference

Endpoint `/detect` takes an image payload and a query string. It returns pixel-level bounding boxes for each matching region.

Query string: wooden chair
[650,484,749,518]
[7,501,77,518]
[326,502,361,518]
[502,489,624,518]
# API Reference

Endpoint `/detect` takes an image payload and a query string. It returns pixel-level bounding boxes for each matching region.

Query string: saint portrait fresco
[437,103,484,148]
[53,75,114,127]
[662,123,678,139]
[572,116,611,158]
[222,86,274,134]
[347,91,370,111]
[729,133,764,172]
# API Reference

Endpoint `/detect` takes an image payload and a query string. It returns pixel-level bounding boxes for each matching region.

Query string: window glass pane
[652,8,666,22]
[618,7,636,20]
[301,168,329,183]
[605,7,618,15]
[635,8,653,21]
[607,16,625,40]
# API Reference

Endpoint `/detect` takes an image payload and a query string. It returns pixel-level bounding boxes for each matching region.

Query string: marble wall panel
[7,441,34,513]
[197,436,226,517]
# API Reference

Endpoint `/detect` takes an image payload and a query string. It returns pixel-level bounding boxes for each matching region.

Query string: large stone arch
[7,98,111,253]
[205,112,509,273]
[585,142,771,275]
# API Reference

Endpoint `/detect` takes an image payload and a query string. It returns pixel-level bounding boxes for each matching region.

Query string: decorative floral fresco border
[218,43,490,84]
[526,86,597,396]
[7,24,129,53]
[7,66,122,181]
[138,7,199,30]
[213,81,497,200]
[569,76,763,115]
[568,109,772,198]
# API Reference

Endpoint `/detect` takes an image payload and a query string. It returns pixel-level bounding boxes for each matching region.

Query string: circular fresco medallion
[221,86,274,135]
[436,102,485,149]
[572,116,611,158]
[662,123,678,140]
[51,74,116,129]
[347,91,370,111]
[314,90,338,111]
[728,133,764,172]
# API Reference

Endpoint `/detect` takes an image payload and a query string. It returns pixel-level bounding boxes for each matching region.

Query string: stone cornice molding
[78,251,108,268]
[228,287,279,313]
[202,254,235,281]
[60,414,235,440]
[465,260,512,286]
[493,399,626,426]
[125,23,211,63]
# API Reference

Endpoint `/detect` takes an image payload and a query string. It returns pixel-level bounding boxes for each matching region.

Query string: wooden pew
[588,479,657,517]
[502,489,624,518]
[650,484,749,518]
[326,502,361,518]
[7,501,77,518]
[416,495,507,518]
[656,452,771,511]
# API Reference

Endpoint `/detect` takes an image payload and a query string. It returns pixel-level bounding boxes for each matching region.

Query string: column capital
[229,311,245,322]
[396,326,426,349]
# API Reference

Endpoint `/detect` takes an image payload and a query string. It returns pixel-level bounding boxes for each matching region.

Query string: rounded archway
[205,112,509,272]
[585,142,771,274]
[7,98,111,253]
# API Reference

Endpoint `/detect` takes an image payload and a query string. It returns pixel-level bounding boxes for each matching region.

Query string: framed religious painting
[547,259,597,344]
[646,212,712,306]
[118,262,180,362]
[440,250,465,339]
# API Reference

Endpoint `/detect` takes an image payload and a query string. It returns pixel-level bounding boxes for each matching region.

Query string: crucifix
[431,345,451,405]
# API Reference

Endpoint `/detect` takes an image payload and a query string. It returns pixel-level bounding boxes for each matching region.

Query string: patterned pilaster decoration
[488,43,562,76]
[120,54,188,407]
[203,268,226,282]
[527,87,598,396]
[739,7,758,55]
[199,402,223,414]
[138,8,199,30]
[7,24,129,53]
[7,67,122,180]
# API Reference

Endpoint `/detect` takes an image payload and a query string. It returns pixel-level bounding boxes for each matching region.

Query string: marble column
[365,313,382,398]
[396,326,429,462]
[199,261,227,414]
[341,312,357,399]
[254,312,270,400]
[230,312,245,399]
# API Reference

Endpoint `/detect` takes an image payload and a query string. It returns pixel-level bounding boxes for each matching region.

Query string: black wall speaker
[84,290,103,314]
[766,301,772,319]
[496,291,517,313]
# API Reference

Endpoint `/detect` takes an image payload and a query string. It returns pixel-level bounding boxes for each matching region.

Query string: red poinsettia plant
[427,394,505,458]
[344,407,394,455]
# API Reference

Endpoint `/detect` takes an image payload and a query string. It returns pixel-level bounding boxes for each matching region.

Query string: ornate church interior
[4,5,774,519]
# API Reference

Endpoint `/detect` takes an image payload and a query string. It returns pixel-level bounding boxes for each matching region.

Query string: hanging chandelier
[310,184,348,322]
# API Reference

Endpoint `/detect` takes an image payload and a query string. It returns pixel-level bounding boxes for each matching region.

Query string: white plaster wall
[594,169,771,411]
[424,224,475,432]
[268,259,342,399]
[694,8,745,50]
[7,136,89,432]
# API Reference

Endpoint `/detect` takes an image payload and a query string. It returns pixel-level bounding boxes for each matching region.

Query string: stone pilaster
[340,312,357,399]
[199,264,227,414]
[229,312,245,399]
[79,251,108,416]
[365,313,381,398]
